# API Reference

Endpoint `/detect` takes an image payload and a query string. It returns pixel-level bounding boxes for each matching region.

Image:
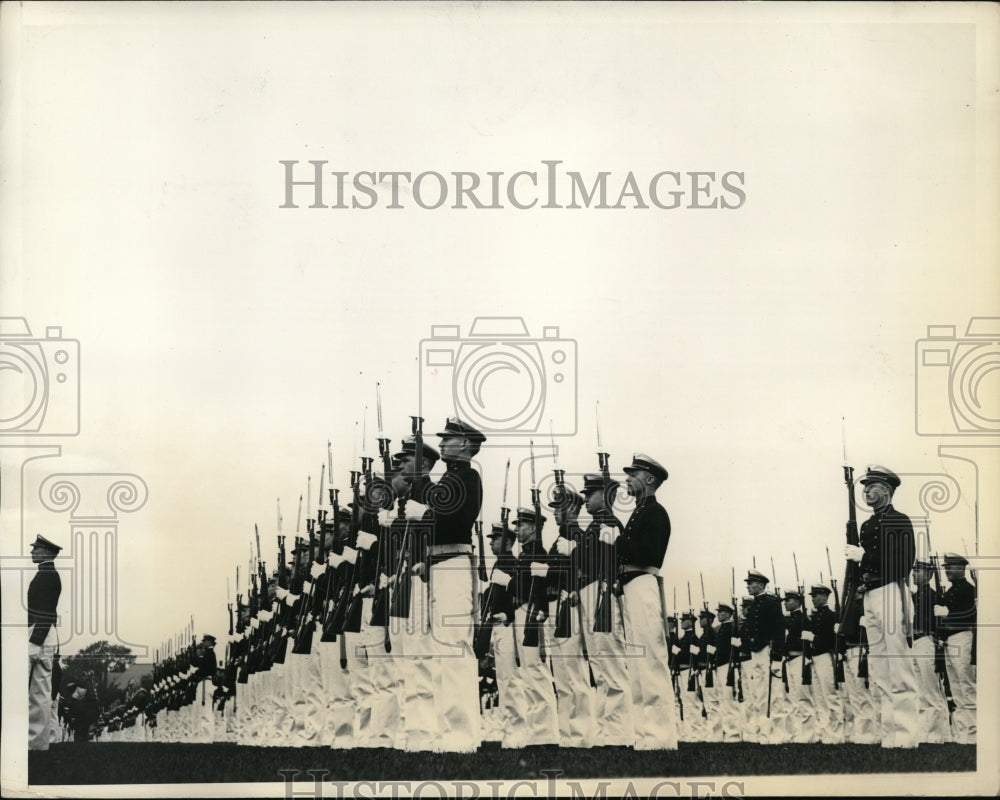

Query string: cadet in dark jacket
[404,418,485,752]
[935,553,976,743]
[28,534,62,751]
[807,585,845,744]
[844,466,918,749]
[740,569,784,743]
[616,454,678,750]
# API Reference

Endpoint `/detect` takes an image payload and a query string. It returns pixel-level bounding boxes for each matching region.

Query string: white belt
[426,543,473,557]
[623,564,660,577]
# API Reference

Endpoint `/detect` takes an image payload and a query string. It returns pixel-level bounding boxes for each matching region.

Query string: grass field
[28,742,975,785]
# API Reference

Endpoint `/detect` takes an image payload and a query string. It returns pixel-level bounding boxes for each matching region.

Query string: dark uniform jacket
[411,460,483,548]
[809,605,837,656]
[512,539,551,612]
[911,583,939,641]
[548,520,586,599]
[581,510,623,591]
[617,495,670,585]
[485,551,518,624]
[858,504,915,590]
[714,619,734,667]
[784,608,806,656]
[742,592,784,659]
[28,561,61,646]
[939,576,976,639]
[697,624,718,671]
[670,627,696,670]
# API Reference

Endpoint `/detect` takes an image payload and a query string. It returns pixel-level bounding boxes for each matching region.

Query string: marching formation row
[30,417,978,752]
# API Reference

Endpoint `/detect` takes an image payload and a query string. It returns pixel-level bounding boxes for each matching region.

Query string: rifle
[929,551,957,720]
[592,424,615,634]
[522,440,547,661]
[369,429,394,652]
[473,459,510,660]
[700,572,714,688]
[838,464,863,643]
[793,553,812,687]
[552,468,573,640]
[292,515,320,654]
[319,488,344,643]
[671,587,684,721]
[826,546,846,687]
[339,468,367,634]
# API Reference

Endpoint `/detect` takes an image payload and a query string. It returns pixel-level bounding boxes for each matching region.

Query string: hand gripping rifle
[826,546,846,687]
[474,459,510,660]
[793,553,812,687]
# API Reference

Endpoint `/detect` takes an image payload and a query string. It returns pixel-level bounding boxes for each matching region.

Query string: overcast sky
[2,3,997,669]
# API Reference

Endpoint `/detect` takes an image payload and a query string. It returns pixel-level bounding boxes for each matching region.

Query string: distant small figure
[28,534,62,751]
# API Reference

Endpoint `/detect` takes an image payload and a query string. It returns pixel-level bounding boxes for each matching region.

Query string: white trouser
[356,597,401,747]
[810,651,845,744]
[944,631,976,744]
[28,630,57,751]
[863,583,919,748]
[426,556,481,752]
[396,578,436,751]
[621,575,678,750]
[781,655,817,743]
[545,598,596,747]
[317,638,355,748]
[843,645,879,744]
[492,606,559,747]
[910,635,953,743]
[579,580,635,746]
[742,648,780,743]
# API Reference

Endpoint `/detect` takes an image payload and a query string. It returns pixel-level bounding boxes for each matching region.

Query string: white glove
[555,537,577,556]
[301,580,312,595]
[341,546,358,565]
[844,544,865,563]
[356,532,378,551]
[352,584,360,597]
[530,562,548,578]
[28,642,40,658]
[833,623,840,634]
[328,552,343,568]
[259,610,273,622]
[671,644,681,655]
[731,636,742,647]
[310,563,325,580]
[491,571,512,589]
[934,605,949,618]
[598,525,619,545]
[250,618,260,629]
[690,645,701,655]
[706,644,717,654]
[283,592,298,607]
[801,630,815,642]
[378,574,389,590]
[492,612,508,623]
[275,587,289,601]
